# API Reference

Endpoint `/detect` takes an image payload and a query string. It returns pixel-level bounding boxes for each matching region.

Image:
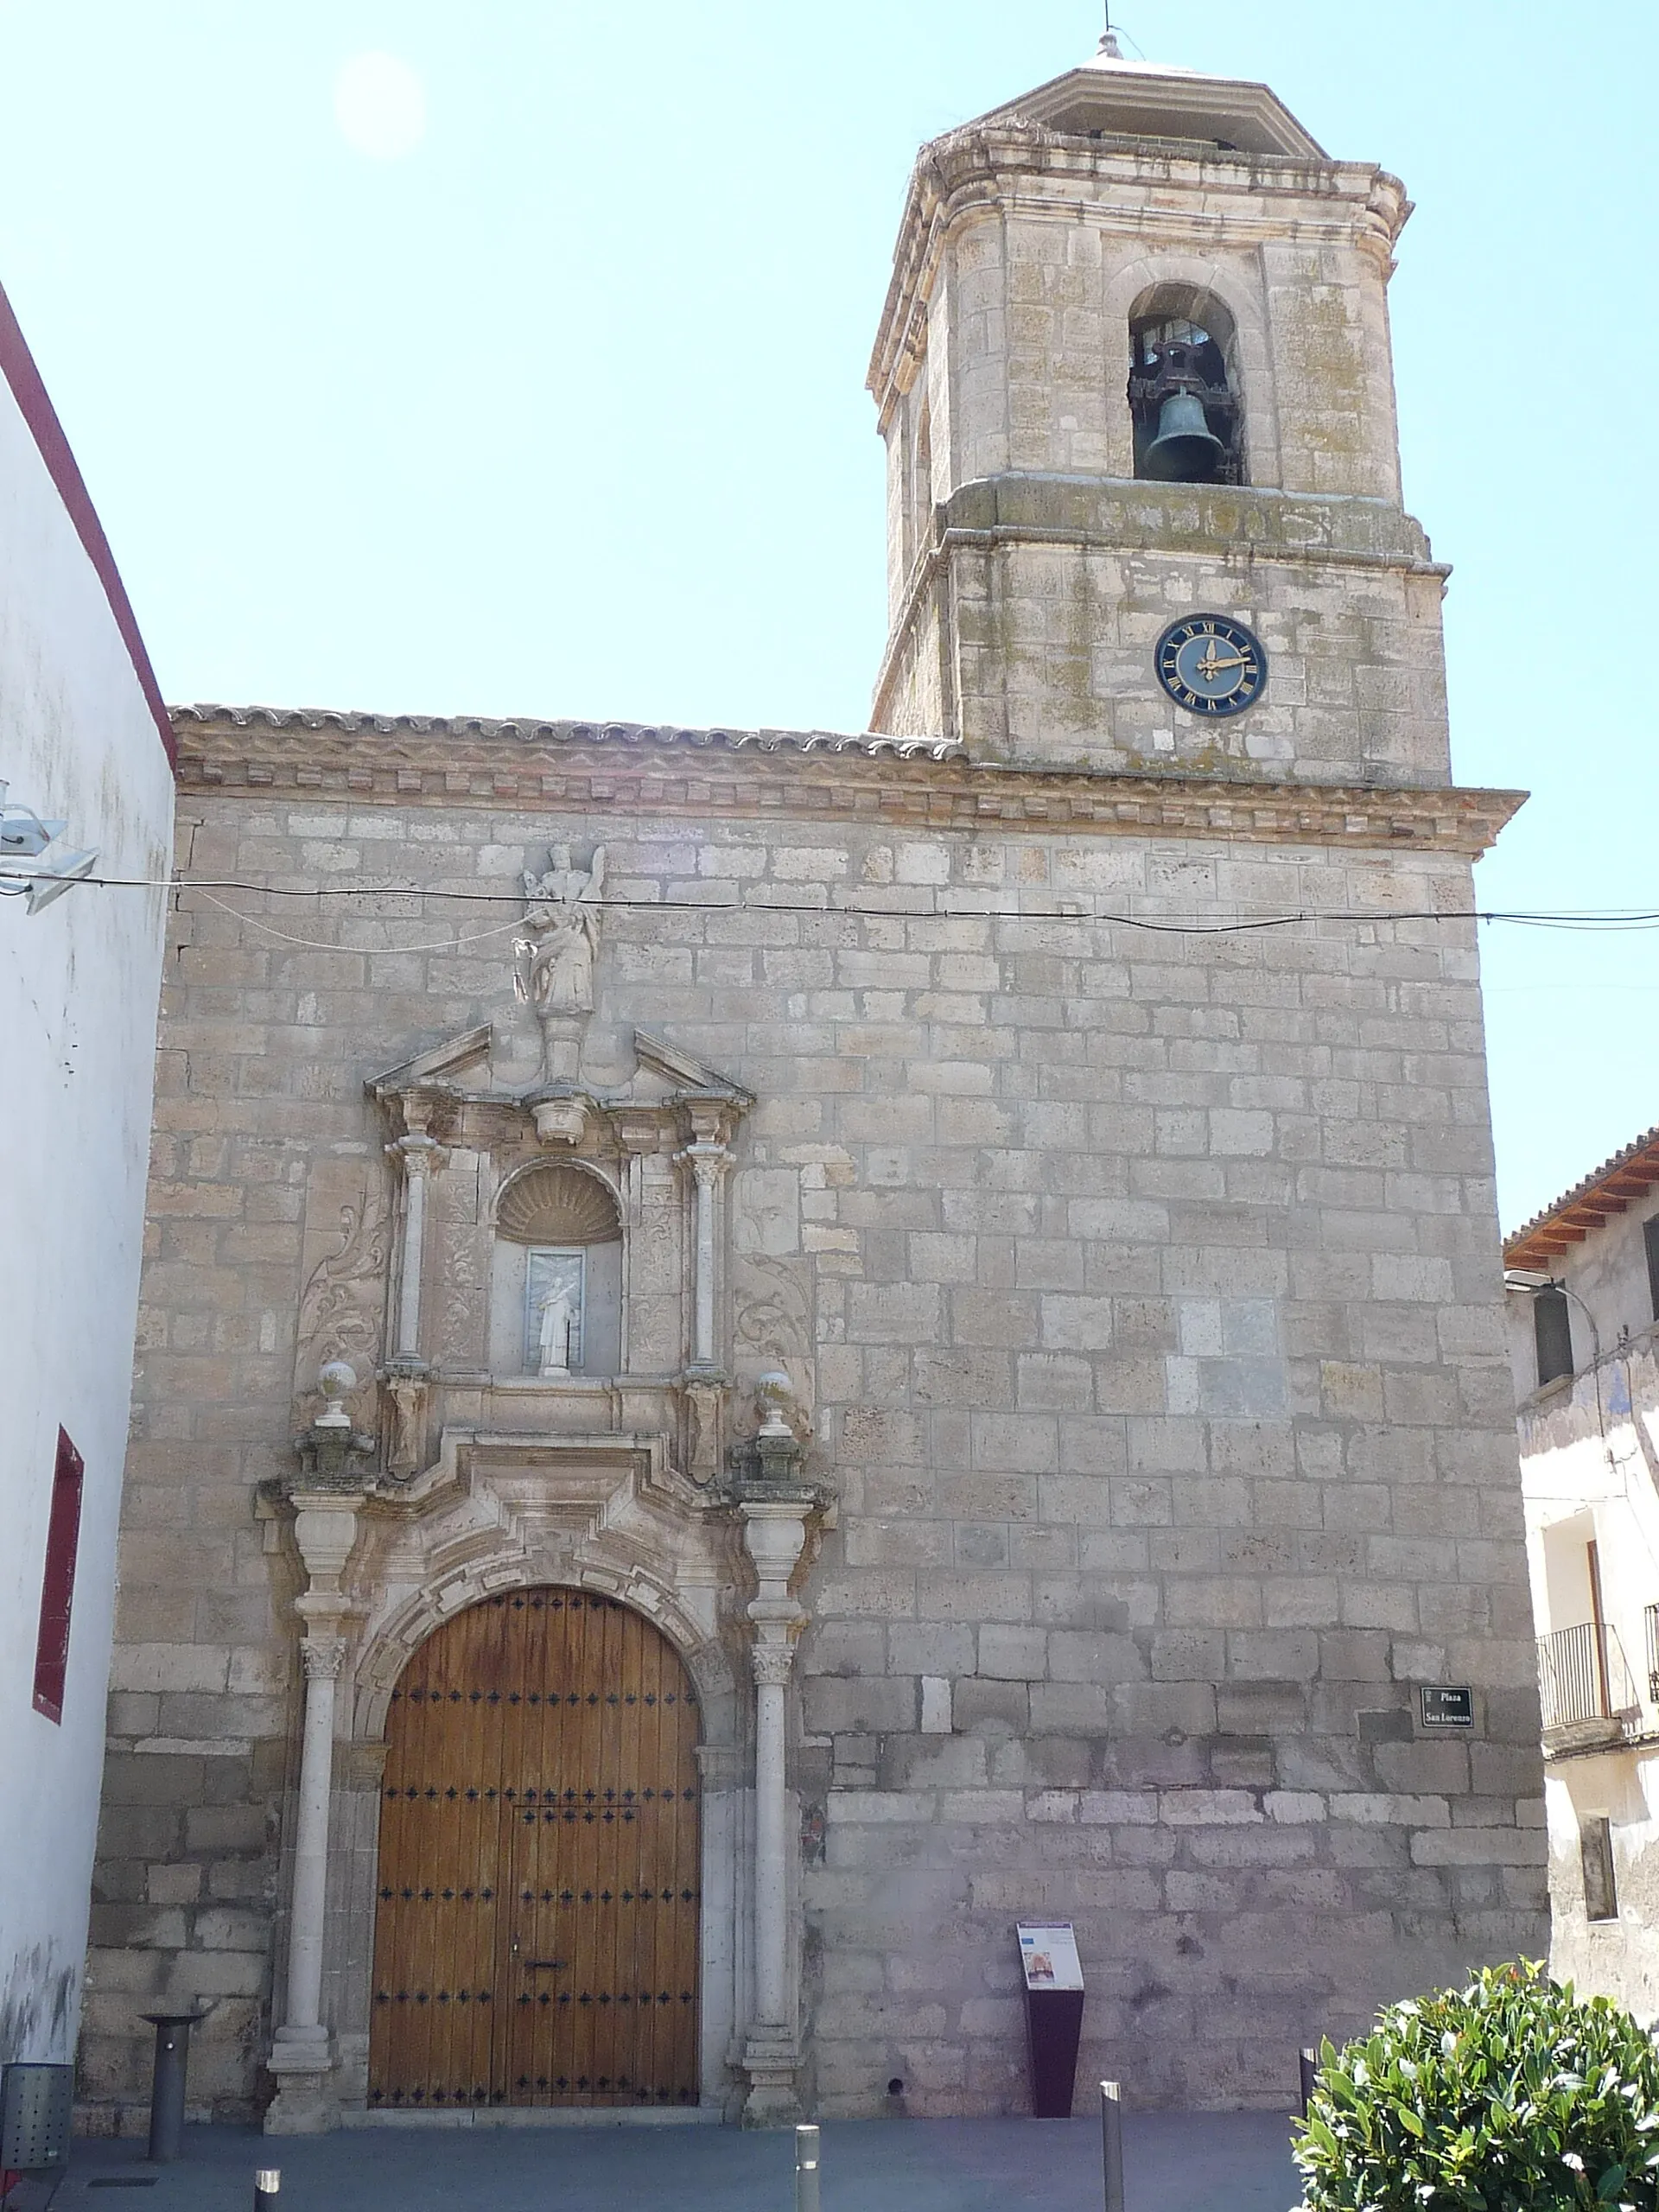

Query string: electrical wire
[190,885,531,956]
[15,865,1659,954]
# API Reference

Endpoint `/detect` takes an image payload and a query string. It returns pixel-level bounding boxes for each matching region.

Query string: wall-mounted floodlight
[23,850,99,912]
[0,779,98,915]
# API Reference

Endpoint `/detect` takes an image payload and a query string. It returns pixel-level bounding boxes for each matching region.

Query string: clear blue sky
[0,0,1652,1232]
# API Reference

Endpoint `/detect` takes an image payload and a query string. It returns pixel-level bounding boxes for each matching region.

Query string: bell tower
[869,42,1439,784]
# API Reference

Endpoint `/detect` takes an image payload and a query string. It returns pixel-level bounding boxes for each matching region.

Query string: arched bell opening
[1128,284,1245,486]
[365,1585,703,2113]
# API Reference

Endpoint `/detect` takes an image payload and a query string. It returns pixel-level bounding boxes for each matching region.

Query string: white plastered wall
[0,357,173,2064]
[1516,1199,1659,2018]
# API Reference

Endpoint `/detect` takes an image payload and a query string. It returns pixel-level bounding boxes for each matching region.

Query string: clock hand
[1194,646,1249,678]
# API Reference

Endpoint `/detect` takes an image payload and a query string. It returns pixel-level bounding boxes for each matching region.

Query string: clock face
[1155,614,1268,718]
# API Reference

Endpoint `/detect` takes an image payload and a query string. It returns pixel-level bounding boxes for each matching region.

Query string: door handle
[522,1960,567,1971]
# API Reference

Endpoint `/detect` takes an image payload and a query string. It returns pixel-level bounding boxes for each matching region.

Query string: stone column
[386,1128,444,1366]
[738,1498,812,2126]
[750,1639,796,2030]
[265,1491,365,2136]
[283,1637,343,2030]
[683,1137,729,1374]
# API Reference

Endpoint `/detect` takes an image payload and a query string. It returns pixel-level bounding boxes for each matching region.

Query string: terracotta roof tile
[1504,1123,1659,1269]
[168,704,965,764]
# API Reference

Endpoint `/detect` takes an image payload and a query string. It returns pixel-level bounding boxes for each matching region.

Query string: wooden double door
[368,1588,701,2111]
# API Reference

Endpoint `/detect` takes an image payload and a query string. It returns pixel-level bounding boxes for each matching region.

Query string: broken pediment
[367,1023,751,1139]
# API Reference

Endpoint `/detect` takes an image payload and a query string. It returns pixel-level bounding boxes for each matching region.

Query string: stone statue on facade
[536,1278,577,1376]
[518,844,606,1084]
[520,845,605,1017]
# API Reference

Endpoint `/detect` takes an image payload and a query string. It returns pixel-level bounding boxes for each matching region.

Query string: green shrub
[1294,1961,1659,2211]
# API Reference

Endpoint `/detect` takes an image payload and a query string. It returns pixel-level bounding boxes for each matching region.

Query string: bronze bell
[1141,341,1227,483]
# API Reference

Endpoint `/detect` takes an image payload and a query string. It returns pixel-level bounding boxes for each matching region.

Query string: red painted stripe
[0,278,175,769]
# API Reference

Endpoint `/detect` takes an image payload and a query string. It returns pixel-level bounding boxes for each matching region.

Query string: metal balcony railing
[1647,1603,1659,1707]
[1537,1621,1643,1744]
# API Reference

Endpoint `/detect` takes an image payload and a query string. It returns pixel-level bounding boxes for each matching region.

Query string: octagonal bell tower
[869,41,1442,785]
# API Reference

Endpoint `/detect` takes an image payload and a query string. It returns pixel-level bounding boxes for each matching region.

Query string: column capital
[677,1138,730,1188]
[385,1132,448,1178]
[300,1637,346,1682]
[750,1642,796,1690]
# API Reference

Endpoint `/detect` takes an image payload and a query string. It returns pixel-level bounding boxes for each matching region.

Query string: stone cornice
[171,707,1524,857]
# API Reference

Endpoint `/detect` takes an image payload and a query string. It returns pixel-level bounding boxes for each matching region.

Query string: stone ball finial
[316,1360,358,1431]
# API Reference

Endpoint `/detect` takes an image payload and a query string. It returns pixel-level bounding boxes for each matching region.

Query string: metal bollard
[140,2011,205,2164]
[1100,2081,1124,2212]
[255,2170,281,2212]
[795,2122,821,2212]
[1298,2047,1319,2120]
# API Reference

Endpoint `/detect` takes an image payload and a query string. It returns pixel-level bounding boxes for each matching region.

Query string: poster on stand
[1017,1923,1084,1992]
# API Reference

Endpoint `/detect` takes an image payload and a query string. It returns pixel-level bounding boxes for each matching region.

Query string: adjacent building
[1506,1128,1659,2018]
[0,283,175,2082]
[81,41,1545,2133]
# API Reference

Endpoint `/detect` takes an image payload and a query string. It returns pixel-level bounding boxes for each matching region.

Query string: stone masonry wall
[875,481,1449,782]
[83,779,1545,2124]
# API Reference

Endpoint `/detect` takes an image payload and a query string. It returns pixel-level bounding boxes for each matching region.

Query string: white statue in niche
[526,1249,584,1376]
[519,844,606,1019]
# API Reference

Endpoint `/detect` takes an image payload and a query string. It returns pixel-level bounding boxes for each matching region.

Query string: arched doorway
[367,1588,701,2111]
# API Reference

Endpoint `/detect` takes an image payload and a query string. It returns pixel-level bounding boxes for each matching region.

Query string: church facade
[80,47,1546,2132]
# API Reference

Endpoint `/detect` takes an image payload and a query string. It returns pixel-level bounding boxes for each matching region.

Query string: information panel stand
[1017,1923,1084,2118]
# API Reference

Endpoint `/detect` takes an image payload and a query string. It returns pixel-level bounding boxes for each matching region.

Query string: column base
[264,2029,340,2136]
[740,2031,803,2127]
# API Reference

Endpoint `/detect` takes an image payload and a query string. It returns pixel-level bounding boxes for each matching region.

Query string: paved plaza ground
[44,2114,1302,2212]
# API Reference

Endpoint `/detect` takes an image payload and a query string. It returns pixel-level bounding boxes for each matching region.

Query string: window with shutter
[32,1427,84,1724]
[1534,1286,1574,1389]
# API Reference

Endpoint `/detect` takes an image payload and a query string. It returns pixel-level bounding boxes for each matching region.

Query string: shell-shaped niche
[497,1162,621,1246]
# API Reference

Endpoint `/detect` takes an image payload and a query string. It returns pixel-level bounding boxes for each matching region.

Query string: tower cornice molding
[869,125,1408,416]
[869,473,1451,729]
[170,707,1522,859]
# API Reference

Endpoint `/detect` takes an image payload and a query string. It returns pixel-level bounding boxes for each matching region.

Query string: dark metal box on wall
[1,2063,73,2171]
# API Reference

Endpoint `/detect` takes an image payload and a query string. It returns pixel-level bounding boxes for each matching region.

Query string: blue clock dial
[1155,614,1267,718]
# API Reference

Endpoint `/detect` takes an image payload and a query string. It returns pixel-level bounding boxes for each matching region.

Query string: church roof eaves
[168,702,1526,860]
[1504,1124,1659,1270]
[169,704,964,765]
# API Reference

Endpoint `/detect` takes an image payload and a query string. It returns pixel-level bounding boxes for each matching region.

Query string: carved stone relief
[432,1150,487,1375]
[293,1158,391,1429]
[628,1149,687,1372]
[384,1373,429,1480]
[732,1251,816,1427]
